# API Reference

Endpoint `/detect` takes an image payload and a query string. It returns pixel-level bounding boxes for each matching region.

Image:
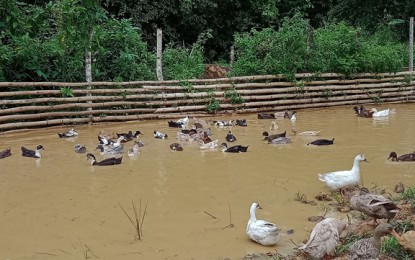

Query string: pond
[0,103,414,259]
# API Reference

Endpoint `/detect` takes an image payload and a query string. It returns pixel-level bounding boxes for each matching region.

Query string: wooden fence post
[85,28,94,122]
[230,45,235,68]
[156,28,164,81]
[410,17,414,72]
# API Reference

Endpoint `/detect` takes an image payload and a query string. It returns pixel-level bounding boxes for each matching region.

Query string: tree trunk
[156,28,163,81]
[410,17,414,72]
[85,28,94,122]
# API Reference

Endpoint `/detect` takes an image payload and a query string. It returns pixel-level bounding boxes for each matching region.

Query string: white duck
[299,218,348,260]
[318,154,368,191]
[246,202,280,246]
[370,108,390,117]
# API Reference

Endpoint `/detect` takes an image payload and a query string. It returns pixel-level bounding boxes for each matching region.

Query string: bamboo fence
[0,71,414,132]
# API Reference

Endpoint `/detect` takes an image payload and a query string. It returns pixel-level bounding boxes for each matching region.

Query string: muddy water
[0,104,414,259]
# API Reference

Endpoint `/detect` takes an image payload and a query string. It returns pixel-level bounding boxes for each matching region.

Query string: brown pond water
[0,104,414,260]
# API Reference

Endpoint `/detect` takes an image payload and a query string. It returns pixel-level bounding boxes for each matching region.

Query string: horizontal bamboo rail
[0,71,414,132]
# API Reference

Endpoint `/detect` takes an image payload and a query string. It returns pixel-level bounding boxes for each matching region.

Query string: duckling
[387,151,415,162]
[225,130,237,142]
[318,154,368,192]
[128,141,141,157]
[262,131,286,141]
[0,148,12,159]
[246,202,280,246]
[220,143,248,153]
[21,145,45,158]
[170,143,183,151]
[299,218,349,260]
[86,153,122,166]
[74,144,87,154]
[348,223,399,260]
[268,137,292,144]
[58,128,79,138]
[154,130,168,139]
[307,138,335,146]
[349,187,399,224]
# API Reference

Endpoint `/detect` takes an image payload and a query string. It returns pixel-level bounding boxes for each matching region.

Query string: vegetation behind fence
[0,71,414,132]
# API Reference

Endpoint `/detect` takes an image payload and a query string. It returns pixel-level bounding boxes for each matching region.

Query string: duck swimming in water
[307,138,335,146]
[86,153,122,166]
[74,144,87,154]
[220,143,248,153]
[170,143,183,151]
[21,145,45,158]
[225,130,237,142]
[154,130,168,139]
[387,151,415,162]
[0,148,12,159]
[58,128,79,138]
[262,131,286,141]
[116,130,142,142]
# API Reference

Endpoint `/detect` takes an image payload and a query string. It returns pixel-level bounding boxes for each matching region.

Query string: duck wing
[98,156,123,166]
[21,146,36,157]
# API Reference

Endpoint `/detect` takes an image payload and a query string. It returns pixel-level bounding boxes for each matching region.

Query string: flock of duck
[1,105,414,259]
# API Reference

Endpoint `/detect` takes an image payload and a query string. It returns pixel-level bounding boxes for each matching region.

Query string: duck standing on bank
[246,202,280,246]
[349,187,399,224]
[318,154,368,192]
[299,217,349,260]
[348,223,399,260]
[21,145,45,158]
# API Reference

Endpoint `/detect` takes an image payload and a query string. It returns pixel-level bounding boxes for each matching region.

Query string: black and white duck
[154,130,168,139]
[220,143,249,153]
[74,144,87,154]
[0,148,12,159]
[116,130,143,142]
[387,151,415,162]
[307,138,335,146]
[168,120,185,128]
[86,153,122,166]
[170,143,183,151]
[21,145,45,158]
[58,128,79,138]
[225,130,237,142]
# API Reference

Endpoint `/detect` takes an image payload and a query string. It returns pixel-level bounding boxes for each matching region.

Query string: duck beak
[363,158,368,163]
[390,229,400,240]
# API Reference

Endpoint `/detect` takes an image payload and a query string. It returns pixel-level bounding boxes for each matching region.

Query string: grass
[381,236,414,259]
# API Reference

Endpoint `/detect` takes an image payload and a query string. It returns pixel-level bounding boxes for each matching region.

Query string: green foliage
[224,87,244,104]
[60,86,74,97]
[205,91,220,113]
[232,14,309,76]
[381,236,414,259]
[162,44,205,80]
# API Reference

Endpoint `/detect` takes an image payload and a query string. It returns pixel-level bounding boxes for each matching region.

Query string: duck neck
[371,233,383,250]
[351,159,360,172]
[249,205,257,222]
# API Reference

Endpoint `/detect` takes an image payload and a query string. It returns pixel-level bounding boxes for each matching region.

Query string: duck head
[36,145,45,151]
